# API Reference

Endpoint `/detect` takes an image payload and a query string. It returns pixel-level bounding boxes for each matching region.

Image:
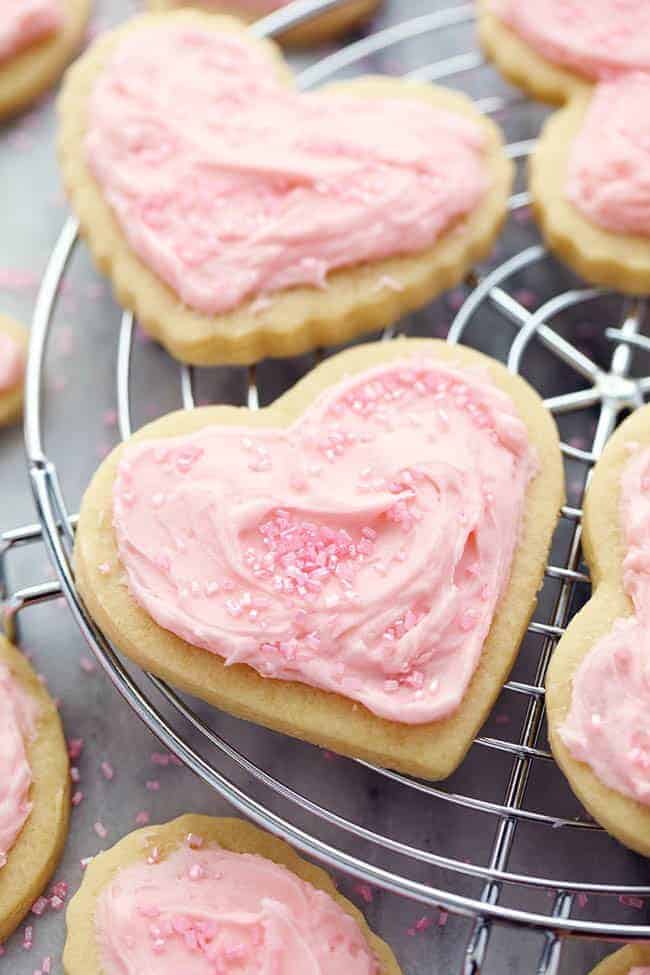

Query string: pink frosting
[491,0,650,80]
[630,969,650,975]
[566,73,650,237]
[85,22,490,315]
[560,446,650,805]
[95,842,379,974]
[0,0,63,65]
[0,663,38,868]
[0,331,26,394]
[112,359,536,725]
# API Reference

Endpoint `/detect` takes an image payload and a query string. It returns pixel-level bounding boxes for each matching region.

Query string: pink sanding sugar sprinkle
[23,925,33,949]
[30,897,48,917]
[151,751,171,767]
[101,761,114,781]
[619,894,645,909]
[50,881,68,901]
[71,790,84,806]
[353,883,374,904]
[94,821,108,839]
[135,810,150,826]
[80,655,96,674]
[146,779,161,791]
[415,915,433,932]
[67,738,84,760]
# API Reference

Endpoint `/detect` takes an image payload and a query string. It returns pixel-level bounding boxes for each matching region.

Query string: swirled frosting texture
[561,446,650,805]
[566,73,650,236]
[95,843,378,975]
[113,360,536,725]
[0,332,25,393]
[85,22,489,315]
[491,0,650,80]
[0,664,38,868]
[0,0,63,65]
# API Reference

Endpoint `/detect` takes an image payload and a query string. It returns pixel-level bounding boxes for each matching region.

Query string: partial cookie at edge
[0,636,70,943]
[63,814,402,975]
[0,0,90,121]
[0,315,28,428]
[475,0,591,105]
[588,944,650,975]
[530,94,650,295]
[546,406,650,858]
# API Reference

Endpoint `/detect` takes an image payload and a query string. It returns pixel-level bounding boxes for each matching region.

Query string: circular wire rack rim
[21,0,650,952]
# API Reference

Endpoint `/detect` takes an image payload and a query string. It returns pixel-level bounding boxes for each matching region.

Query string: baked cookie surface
[530,78,650,295]
[0,0,90,121]
[588,945,650,975]
[0,315,28,427]
[478,0,650,294]
[145,0,382,45]
[74,338,563,780]
[0,635,70,942]
[58,11,513,366]
[546,406,650,857]
[63,814,402,974]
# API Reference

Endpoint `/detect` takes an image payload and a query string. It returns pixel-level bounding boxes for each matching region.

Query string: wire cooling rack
[2,2,650,972]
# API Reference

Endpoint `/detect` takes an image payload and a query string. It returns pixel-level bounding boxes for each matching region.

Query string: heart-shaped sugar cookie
[0,0,90,121]
[587,945,650,975]
[478,0,650,294]
[75,339,563,780]
[0,637,70,943]
[547,406,650,857]
[58,11,512,365]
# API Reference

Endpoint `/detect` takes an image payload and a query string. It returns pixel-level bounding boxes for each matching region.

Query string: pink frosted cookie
[478,0,650,294]
[547,406,650,857]
[146,0,382,46]
[64,816,402,975]
[0,315,28,427]
[588,945,650,975]
[0,636,69,942]
[74,338,563,780]
[0,0,90,120]
[58,11,513,365]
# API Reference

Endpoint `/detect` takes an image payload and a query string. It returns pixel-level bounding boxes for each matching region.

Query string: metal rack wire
[2,2,650,972]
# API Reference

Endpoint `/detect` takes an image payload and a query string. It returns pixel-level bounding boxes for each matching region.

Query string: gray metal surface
[1,2,649,973]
